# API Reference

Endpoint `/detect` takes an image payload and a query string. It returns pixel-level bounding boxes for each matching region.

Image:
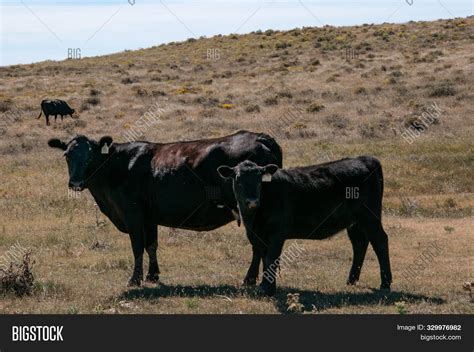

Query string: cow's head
[48,135,113,191]
[217,161,279,212]
[71,108,80,119]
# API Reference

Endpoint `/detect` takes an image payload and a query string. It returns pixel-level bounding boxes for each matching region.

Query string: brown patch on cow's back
[151,130,255,170]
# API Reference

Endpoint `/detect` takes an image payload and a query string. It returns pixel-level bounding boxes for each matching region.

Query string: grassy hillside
[0,17,472,313]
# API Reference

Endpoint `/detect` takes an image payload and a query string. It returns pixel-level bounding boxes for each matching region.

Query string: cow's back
[151,130,281,181]
[41,99,72,115]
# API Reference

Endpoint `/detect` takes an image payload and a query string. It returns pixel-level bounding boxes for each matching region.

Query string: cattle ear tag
[101,143,110,154]
[262,174,272,182]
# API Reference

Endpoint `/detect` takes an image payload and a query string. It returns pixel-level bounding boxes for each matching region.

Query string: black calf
[218,157,392,296]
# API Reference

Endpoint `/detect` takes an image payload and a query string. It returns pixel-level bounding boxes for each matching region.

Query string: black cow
[48,131,282,286]
[38,99,75,126]
[217,157,392,296]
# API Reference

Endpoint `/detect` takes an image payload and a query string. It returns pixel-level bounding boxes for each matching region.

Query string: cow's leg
[128,232,144,287]
[54,115,57,122]
[243,245,260,286]
[61,115,64,122]
[347,223,369,285]
[145,224,160,283]
[45,115,50,126]
[260,239,284,296]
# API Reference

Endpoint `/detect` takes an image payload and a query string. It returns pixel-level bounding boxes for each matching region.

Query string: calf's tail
[380,168,384,199]
[371,159,385,218]
[377,161,384,200]
[361,156,385,215]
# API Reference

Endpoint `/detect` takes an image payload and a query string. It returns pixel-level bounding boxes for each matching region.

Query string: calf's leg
[362,220,392,290]
[243,246,261,286]
[261,239,284,296]
[347,223,369,285]
[370,225,392,290]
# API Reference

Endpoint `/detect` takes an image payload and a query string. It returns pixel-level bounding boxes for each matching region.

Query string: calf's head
[217,161,279,212]
[48,135,113,191]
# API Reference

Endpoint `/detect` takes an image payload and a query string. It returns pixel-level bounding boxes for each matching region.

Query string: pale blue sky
[1,0,472,66]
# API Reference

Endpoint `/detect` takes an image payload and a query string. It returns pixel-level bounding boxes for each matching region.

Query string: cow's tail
[257,133,283,167]
[37,100,44,119]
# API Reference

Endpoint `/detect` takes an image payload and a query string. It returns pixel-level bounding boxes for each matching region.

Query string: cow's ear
[48,138,67,151]
[99,136,113,154]
[217,165,236,179]
[262,164,279,176]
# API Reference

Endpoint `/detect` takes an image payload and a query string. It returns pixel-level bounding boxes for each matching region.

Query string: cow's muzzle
[246,200,259,209]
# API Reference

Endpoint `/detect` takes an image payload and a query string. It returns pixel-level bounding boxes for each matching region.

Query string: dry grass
[0,17,472,314]
[1,252,35,296]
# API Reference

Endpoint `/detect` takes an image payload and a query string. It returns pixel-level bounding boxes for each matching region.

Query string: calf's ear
[48,138,67,150]
[217,165,236,179]
[262,164,279,175]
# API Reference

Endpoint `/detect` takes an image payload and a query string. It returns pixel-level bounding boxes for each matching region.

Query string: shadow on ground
[119,283,445,313]
[273,288,444,313]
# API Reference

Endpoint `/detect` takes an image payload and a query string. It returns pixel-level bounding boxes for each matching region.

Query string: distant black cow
[38,99,75,126]
[48,131,282,286]
[217,157,392,296]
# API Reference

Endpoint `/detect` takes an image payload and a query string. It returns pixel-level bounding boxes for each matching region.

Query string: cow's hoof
[379,283,391,291]
[346,278,358,286]
[127,278,142,287]
[260,281,276,297]
[145,273,160,283]
[242,277,257,286]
